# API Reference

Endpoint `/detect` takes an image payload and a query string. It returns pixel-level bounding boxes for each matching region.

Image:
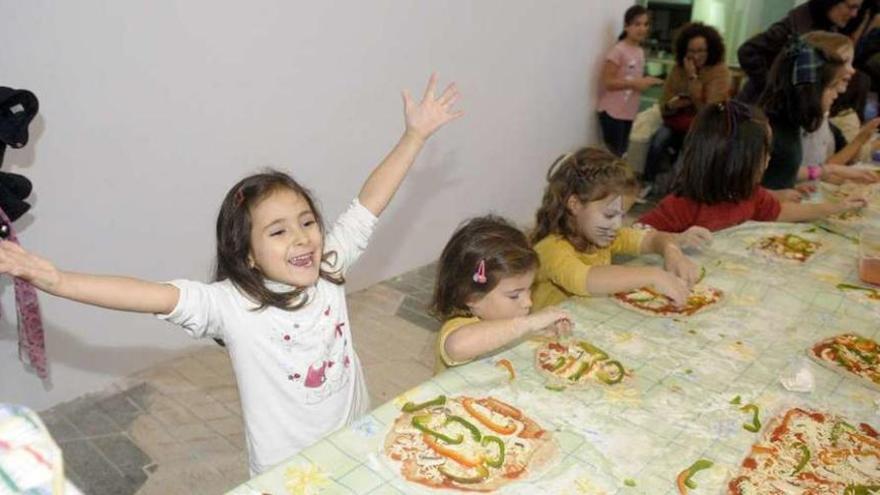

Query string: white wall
[0,0,629,410]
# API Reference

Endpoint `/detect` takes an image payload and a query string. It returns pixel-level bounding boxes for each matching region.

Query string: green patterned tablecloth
[230,208,880,495]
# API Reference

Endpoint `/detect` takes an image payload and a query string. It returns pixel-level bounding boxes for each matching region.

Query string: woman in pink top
[598,5,664,157]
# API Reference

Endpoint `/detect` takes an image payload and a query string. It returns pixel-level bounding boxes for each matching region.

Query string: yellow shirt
[434,316,481,374]
[532,228,646,310]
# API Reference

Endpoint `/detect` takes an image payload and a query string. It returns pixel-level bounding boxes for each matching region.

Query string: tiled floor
[39,262,441,495]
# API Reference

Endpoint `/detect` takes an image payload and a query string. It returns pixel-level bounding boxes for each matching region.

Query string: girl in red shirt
[639,100,866,233]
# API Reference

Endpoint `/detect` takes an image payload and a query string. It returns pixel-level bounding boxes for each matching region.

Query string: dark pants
[643,125,685,183]
[598,111,633,157]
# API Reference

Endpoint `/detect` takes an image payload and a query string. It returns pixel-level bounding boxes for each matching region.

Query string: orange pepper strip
[421,434,483,468]
[675,468,689,495]
[495,359,515,381]
[850,431,880,450]
[462,398,517,435]
[750,445,777,456]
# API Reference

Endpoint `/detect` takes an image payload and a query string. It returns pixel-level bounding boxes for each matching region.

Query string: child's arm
[601,61,662,92]
[0,241,178,314]
[584,265,689,306]
[826,118,880,165]
[443,307,570,364]
[777,195,867,222]
[358,73,463,217]
[640,231,701,287]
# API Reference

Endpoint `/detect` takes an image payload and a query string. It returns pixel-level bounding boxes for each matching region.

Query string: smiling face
[466,270,536,321]
[247,188,324,287]
[566,194,633,249]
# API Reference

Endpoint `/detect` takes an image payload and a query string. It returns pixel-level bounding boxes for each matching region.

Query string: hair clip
[234,188,245,207]
[472,259,487,284]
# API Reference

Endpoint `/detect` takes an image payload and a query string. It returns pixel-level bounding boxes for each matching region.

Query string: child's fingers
[437,83,458,106]
[422,72,438,102]
[402,90,415,112]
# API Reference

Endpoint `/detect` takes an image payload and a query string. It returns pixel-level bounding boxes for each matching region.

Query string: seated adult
[641,22,730,197]
[759,31,878,201]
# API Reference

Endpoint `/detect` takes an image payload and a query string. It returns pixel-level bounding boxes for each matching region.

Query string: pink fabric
[0,206,47,379]
[597,41,645,121]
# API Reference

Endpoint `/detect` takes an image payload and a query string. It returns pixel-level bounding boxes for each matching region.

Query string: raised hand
[402,73,464,141]
[0,241,61,292]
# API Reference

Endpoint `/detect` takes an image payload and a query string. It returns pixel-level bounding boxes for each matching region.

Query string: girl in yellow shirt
[431,216,570,373]
[531,147,707,310]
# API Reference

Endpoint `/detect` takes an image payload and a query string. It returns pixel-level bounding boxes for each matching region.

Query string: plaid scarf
[788,37,825,86]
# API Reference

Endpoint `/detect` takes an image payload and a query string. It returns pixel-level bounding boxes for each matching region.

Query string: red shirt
[638,187,781,233]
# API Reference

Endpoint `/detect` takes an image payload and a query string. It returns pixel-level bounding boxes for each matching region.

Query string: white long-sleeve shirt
[158,199,376,475]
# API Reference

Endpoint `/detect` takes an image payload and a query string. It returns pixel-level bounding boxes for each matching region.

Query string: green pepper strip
[844,485,880,495]
[837,283,880,295]
[411,415,463,445]
[569,361,592,382]
[683,459,713,489]
[577,342,609,360]
[544,384,566,392]
[832,421,856,444]
[438,464,489,484]
[402,395,446,413]
[551,356,567,371]
[729,395,742,405]
[597,360,625,384]
[446,415,481,442]
[481,436,505,469]
[740,404,761,433]
[696,266,706,284]
[791,442,810,475]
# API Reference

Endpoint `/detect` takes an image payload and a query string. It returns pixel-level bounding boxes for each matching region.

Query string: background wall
[0,0,630,410]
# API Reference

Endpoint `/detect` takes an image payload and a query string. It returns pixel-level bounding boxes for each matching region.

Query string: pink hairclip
[472,259,487,284]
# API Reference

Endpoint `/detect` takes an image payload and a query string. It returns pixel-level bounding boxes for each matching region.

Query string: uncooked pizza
[751,234,822,263]
[384,395,558,491]
[727,407,880,493]
[613,286,723,317]
[810,333,880,389]
[535,340,627,387]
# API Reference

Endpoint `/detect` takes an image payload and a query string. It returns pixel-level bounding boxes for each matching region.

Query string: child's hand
[824,164,880,185]
[0,241,61,291]
[650,270,690,307]
[525,307,572,338]
[402,73,464,141]
[794,182,817,196]
[662,244,701,288]
[835,194,869,213]
[677,226,712,250]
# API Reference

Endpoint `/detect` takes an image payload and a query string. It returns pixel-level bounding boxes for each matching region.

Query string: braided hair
[531,147,639,251]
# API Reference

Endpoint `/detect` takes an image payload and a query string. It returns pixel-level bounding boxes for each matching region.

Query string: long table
[229,188,880,494]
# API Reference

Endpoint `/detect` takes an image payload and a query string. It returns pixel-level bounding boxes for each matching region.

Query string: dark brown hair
[674,22,725,67]
[532,147,638,251]
[619,5,649,41]
[431,215,538,320]
[672,101,772,204]
[213,170,342,310]
[759,31,851,132]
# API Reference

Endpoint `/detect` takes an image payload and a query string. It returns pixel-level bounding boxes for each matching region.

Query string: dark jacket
[737,3,836,103]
